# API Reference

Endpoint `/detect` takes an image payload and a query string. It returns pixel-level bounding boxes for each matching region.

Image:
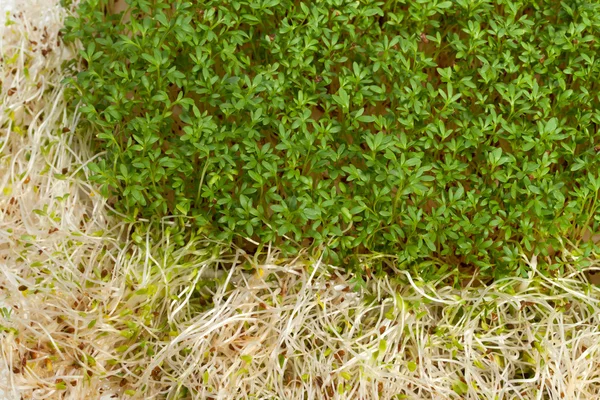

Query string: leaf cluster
[64,0,600,278]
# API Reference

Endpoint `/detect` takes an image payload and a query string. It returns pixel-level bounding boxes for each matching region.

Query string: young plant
[63,0,600,279]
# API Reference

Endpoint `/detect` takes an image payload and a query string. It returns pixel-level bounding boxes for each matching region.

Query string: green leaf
[304,208,321,220]
[407,361,417,372]
[333,88,350,110]
[571,159,586,171]
[155,12,169,27]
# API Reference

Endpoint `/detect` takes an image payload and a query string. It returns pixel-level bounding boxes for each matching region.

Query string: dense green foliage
[64,0,600,278]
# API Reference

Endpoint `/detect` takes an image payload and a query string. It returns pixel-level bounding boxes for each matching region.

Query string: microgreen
[8,2,600,399]
[64,0,600,278]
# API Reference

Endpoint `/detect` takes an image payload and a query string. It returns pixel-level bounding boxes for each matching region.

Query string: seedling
[63,0,600,279]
